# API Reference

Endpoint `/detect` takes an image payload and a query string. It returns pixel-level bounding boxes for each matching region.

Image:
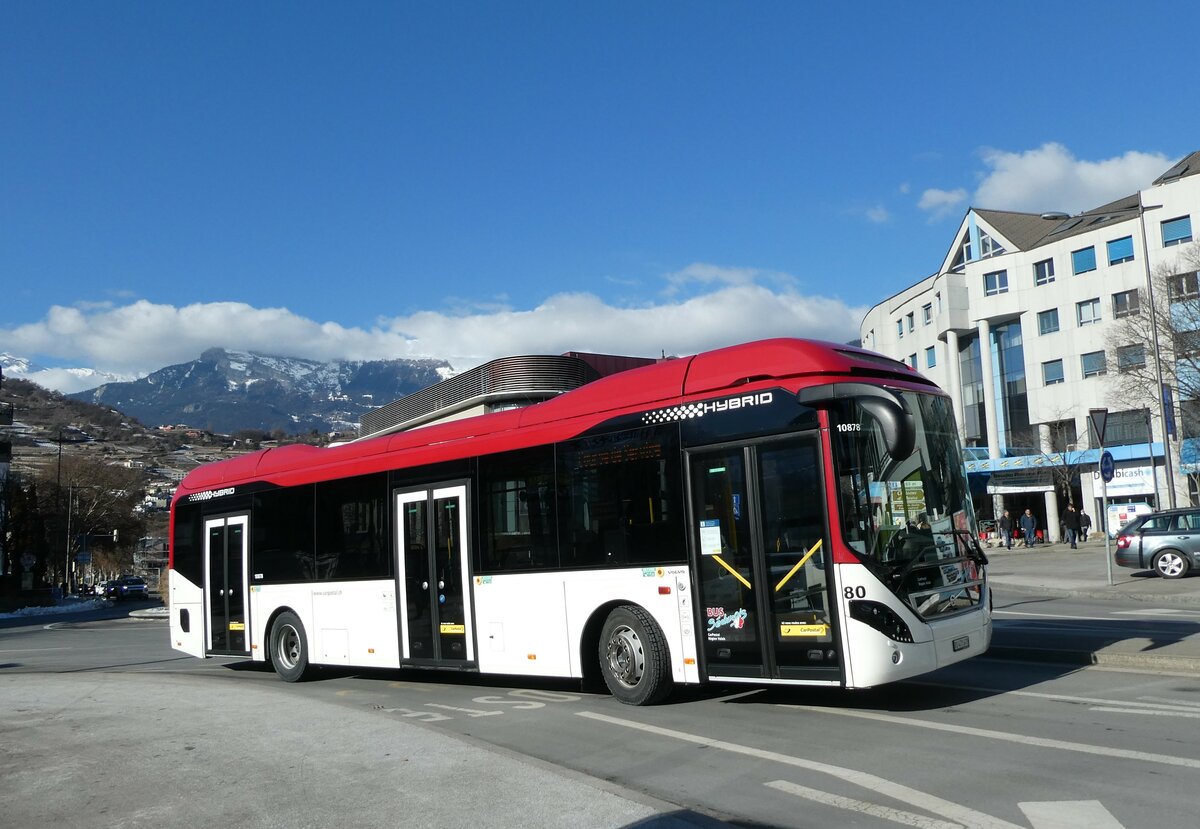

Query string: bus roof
[175,337,927,497]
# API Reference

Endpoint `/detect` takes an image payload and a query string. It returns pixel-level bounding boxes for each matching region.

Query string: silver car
[1114,508,1200,579]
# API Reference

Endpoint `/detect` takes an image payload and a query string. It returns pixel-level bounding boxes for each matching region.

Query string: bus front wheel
[270,611,311,682]
[599,606,673,705]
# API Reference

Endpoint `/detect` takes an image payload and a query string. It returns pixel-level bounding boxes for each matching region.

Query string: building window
[1106,235,1135,265]
[1168,271,1200,301]
[908,353,918,369]
[1162,215,1193,247]
[1116,343,1146,372]
[1037,308,1060,335]
[925,345,936,368]
[1081,350,1107,378]
[1034,258,1055,286]
[1076,298,1101,326]
[1047,419,1077,452]
[897,319,904,339]
[922,303,933,325]
[1043,359,1064,385]
[1071,246,1097,274]
[1112,289,1140,318]
[984,269,1009,296]
[907,312,915,332]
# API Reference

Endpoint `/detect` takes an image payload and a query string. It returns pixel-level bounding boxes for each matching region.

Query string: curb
[989,579,1200,607]
[985,645,1200,674]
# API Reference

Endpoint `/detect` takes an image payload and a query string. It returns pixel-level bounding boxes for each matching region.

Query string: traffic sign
[1100,450,1115,483]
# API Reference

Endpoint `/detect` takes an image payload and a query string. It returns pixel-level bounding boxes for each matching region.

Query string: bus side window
[478,447,559,573]
[253,485,317,583]
[315,473,389,581]
[558,426,686,569]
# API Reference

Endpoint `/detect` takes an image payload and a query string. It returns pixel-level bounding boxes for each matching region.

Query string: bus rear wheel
[270,611,311,682]
[599,606,673,705]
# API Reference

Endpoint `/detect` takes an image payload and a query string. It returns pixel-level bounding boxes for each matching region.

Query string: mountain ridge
[66,347,452,435]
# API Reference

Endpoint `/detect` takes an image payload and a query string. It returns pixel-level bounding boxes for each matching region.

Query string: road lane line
[909,681,1198,713]
[0,647,73,653]
[1090,706,1200,719]
[789,706,1200,770]
[765,780,962,829]
[1138,695,1200,709]
[577,711,1026,829]
[1019,800,1124,829]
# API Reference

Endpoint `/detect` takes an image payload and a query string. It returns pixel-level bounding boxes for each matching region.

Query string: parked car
[110,576,150,601]
[1114,508,1200,579]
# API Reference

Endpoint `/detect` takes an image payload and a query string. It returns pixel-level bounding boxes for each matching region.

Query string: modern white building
[861,151,1200,538]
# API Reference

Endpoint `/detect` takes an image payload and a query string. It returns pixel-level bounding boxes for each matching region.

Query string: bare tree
[1106,242,1200,402]
[36,455,146,584]
[1106,242,1200,496]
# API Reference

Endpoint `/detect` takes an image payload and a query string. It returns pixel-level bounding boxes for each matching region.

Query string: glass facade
[993,321,1030,453]
[958,336,986,446]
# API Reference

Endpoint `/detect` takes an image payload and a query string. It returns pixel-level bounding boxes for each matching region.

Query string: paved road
[4,597,1200,829]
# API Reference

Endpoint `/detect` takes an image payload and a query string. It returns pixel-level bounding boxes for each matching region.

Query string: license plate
[952,635,970,652]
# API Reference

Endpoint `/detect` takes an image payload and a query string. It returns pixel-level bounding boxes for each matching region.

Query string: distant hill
[68,347,451,435]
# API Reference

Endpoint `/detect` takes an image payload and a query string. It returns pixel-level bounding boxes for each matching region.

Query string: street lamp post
[1137,195,1177,508]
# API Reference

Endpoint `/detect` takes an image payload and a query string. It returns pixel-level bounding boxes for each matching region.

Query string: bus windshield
[831,390,985,620]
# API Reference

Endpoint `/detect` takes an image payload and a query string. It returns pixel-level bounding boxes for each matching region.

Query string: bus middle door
[395,484,475,666]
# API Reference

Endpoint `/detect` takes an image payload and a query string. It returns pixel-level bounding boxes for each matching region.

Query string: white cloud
[0,270,870,392]
[865,205,891,224]
[918,143,1176,219]
[917,187,968,219]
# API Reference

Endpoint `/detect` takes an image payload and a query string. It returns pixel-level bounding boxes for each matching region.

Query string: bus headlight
[849,600,914,643]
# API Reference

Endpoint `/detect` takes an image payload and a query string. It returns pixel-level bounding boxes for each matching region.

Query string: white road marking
[1090,706,1200,719]
[910,681,1198,713]
[1114,608,1200,618]
[765,780,962,829]
[1019,800,1124,829]
[0,647,73,653]
[578,711,1026,829]
[790,706,1200,770]
[1138,695,1200,709]
[993,610,1125,622]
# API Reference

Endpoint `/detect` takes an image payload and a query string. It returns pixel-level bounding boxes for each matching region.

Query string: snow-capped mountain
[68,347,451,435]
[1,352,134,393]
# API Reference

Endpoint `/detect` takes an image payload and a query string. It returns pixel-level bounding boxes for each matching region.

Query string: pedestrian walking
[1079,511,1091,542]
[998,510,1014,549]
[1063,504,1082,550]
[1019,509,1037,547]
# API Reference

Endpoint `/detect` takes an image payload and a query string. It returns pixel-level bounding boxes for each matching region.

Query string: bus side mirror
[797,383,916,460]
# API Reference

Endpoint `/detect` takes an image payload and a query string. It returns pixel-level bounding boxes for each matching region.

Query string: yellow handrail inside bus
[775,540,822,593]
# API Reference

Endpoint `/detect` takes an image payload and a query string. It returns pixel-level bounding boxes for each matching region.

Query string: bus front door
[204,514,250,656]
[395,484,475,665]
[689,437,841,683]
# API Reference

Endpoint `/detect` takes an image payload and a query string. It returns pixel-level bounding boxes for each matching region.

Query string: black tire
[598,605,673,705]
[1152,550,1190,580]
[270,611,312,682]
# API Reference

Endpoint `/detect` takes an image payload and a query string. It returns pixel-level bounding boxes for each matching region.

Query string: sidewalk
[983,534,1200,674]
[984,534,1200,606]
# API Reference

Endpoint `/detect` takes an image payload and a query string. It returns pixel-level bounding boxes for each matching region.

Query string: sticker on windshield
[699,520,722,555]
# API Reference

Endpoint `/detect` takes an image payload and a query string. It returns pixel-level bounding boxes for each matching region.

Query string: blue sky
[2,2,1198,391]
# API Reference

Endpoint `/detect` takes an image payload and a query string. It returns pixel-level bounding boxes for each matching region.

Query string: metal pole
[1103,469,1112,585]
[64,483,72,595]
[1138,195,1177,508]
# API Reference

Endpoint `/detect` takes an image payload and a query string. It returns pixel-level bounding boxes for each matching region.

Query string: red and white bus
[168,338,990,704]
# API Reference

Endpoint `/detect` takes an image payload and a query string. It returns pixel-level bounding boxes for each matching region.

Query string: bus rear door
[688,436,841,683]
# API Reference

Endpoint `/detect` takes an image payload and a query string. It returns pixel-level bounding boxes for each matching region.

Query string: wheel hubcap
[277,624,301,669]
[1159,554,1184,577]
[606,625,645,688]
